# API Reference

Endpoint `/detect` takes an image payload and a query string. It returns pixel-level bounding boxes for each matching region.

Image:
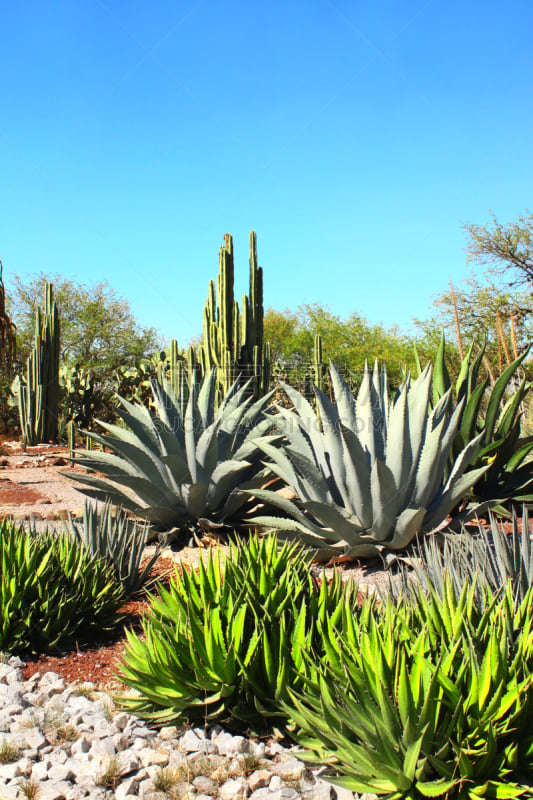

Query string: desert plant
[0,519,124,653]
[13,282,60,445]
[59,363,112,433]
[251,361,490,561]
[393,505,533,609]
[198,231,270,402]
[0,738,20,764]
[418,334,533,505]
[65,500,161,596]
[94,755,123,789]
[68,369,277,535]
[116,532,350,730]
[287,578,533,798]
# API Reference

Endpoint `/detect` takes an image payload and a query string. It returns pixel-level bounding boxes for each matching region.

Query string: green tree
[264,303,424,389]
[7,273,163,373]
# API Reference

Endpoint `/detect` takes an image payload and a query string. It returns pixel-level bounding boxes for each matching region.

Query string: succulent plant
[67,370,276,535]
[393,505,533,609]
[116,532,349,730]
[0,519,123,653]
[418,334,533,505]
[287,578,533,797]
[250,361,490,561]
[13,283,60,445]
[65,500,161,597]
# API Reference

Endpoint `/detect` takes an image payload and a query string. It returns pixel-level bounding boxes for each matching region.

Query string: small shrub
[152,767,181,794]
[16,778,40,800]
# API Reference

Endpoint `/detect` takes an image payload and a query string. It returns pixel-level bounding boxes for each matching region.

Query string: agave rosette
[68,370,276,532]
[251,361,490,560]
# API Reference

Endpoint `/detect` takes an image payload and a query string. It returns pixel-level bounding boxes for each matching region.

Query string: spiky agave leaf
[66,370,277,533]
[251,361,490,559]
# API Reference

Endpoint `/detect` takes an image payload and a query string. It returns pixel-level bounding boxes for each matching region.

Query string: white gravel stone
[115,777,139,798]
[70,736,91,756]
[193,775,218,794]
[215,732,248,756]
[274,757,308,781]
[0,656,363,800]
[218,776,248,799]
[179,728,203,752]
[48,762,76,782]
[22,726,46,749]
[249,768,271,791]
[137,746,169,767]
[113,712,130,730]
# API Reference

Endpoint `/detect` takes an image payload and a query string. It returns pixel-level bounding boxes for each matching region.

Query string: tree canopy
[464,211,533,301]
[264,303,431,388]
[7,272,163,374]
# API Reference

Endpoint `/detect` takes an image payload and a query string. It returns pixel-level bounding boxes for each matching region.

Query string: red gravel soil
[20,556,178,691]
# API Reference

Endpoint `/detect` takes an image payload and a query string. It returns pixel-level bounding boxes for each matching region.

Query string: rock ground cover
[0,657,375,800]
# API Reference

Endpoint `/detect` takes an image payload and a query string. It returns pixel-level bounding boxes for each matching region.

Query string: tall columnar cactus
[15,283,60,445]
[313,333,323,392]
[198,231,270,401]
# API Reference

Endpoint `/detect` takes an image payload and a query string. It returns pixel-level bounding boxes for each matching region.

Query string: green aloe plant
[287,579,533,798]
[67,370,276,535]
[116,532,349,730]
[418,335,533,505]
[65,500,161,596]
[0,520,123,653]
[251,361,490,561]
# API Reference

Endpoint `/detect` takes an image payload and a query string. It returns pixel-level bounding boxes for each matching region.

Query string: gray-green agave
[64,500,161,597]
[251,362,490,560]
[67,370,276,534]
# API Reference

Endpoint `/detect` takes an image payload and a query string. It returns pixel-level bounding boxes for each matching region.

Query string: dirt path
[0,442,93,523]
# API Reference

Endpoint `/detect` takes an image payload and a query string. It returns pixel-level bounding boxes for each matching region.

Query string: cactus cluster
[198,231,270,401]
[14,283,60,445]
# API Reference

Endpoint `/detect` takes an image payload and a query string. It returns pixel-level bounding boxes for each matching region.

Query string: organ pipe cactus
[14,283,60,445]
[198,231,270,402]
[250,362,490,561]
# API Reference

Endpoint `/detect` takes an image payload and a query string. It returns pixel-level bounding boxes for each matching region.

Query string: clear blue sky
[1,1,531,345]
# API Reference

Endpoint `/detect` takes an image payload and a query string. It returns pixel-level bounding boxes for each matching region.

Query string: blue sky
[1,1,531,345]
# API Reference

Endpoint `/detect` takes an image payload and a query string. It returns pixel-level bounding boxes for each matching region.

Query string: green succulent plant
[418,334,533,506]
[116,532,349,730]
[250,361,490,561]
[65,500,161,597]
[67,369,276,535]
[287,578,533,798]
[0,520,123,653]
